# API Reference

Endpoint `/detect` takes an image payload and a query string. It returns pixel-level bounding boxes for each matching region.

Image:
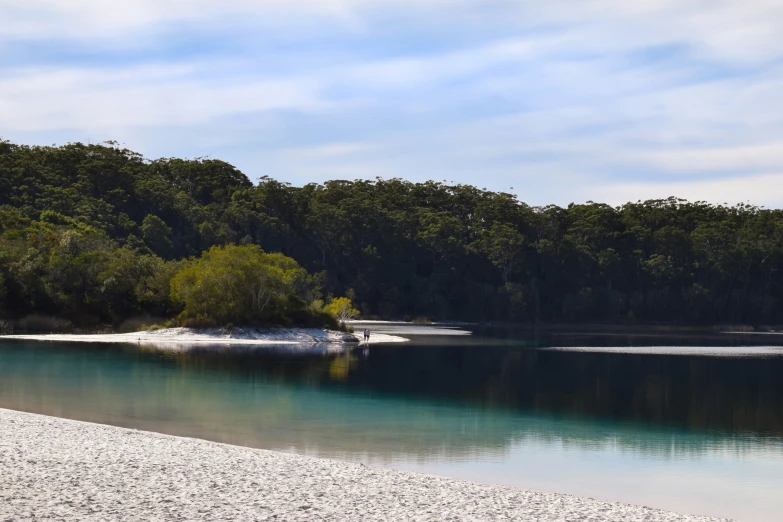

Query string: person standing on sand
[364,329,370,342]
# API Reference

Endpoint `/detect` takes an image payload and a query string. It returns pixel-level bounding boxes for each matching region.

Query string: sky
[3,0,783,207]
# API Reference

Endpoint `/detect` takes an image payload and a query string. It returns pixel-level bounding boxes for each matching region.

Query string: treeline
[1,140,783,326]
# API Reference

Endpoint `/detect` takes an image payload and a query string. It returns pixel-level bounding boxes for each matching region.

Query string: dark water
[1,326,782,521]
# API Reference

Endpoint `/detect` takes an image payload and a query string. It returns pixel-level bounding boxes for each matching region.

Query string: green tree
[324,297,360,323]
[141,215,174,258]
[474,223,525,284]
[170,244,306,324]
[7,138,783,326]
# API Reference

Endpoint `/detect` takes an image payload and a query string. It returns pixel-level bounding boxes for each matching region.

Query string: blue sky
[3,1,783,207]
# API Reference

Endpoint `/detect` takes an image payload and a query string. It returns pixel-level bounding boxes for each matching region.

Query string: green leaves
[472,223,525,284]
[5,138,783,326]
[141,214,174,258]
[323,297,359,323]
[151,158,253,206]
[170,244,308,325]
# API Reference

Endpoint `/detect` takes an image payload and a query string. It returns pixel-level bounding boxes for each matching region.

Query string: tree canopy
[171,245,311,325]
[2,139,783,327]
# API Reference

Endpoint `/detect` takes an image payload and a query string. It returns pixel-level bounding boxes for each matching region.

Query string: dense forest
[1,140,782,328]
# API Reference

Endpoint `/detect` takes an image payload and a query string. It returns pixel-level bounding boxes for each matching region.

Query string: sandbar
[0,326,408,346]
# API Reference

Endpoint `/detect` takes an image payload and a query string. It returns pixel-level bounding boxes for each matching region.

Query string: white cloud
[0,0,365,38]
[5,1,783,65]
[335,37,555,91]
[280,143,377,159]
[593,172,783,207]
[0,64,326,131]
[4,0,783,206]
[627,144,783,173]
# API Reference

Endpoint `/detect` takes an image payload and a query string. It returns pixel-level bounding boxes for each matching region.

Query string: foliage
[323,297,360,323]
[3,140,783,326]
[170,244,309,325]
[141,214,173,258]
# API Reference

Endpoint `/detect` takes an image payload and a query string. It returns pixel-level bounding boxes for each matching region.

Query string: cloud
[3,1,783,206]
[626,143,783,173]
[0,0,369,39]
[594,172,783,207]
[280,143,377,159]
[0,63,326,131]
[5,1,783,63]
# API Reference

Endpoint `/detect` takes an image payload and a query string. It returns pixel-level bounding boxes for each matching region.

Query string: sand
[542,344,783,357]
[0,408,729,521]
[0,326,408,346]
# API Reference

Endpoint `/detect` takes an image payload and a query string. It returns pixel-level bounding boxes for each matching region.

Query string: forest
[1,139,782,328]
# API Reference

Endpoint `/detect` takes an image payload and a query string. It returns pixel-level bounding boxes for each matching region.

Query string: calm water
[1,326,782,521]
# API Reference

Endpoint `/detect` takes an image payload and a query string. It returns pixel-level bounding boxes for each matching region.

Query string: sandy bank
[348,321,473,337]
[0,326,408,346]
[543,344,783,357]
[0,408,727,521]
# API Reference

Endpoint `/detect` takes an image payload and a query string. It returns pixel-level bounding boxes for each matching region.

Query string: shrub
[170,244,308,325]
[180,315,218,329]
[118,316,165,333]
[324,297,359,323]
[283,307,339,329]
[142,324,165,331]
[17,314,73,333]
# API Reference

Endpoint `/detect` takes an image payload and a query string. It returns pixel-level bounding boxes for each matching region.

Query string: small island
[3,141,783,335]
[0,242,408,345]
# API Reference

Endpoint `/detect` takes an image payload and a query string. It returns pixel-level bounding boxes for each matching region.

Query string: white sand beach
[0,408,729,521]
[0,326,408,346]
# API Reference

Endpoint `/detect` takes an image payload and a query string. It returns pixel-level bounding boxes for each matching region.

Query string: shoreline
[0,326,408,346]
[0,408,728,521]
[542,344,783,357]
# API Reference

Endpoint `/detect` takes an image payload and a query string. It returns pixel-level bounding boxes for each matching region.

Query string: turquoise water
[1,332,782,521]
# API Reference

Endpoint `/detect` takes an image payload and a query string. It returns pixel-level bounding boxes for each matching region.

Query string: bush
[17,314,74,333]
[118,315,166,333]
[143,324,164,331]
[170,244,309,325]
[323,297,359,323]
[180,315,218,329]
[282,307,339,329]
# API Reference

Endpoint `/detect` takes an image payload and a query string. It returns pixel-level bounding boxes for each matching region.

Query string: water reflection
[140,339,783,437]
[133,341,347,354]
[1,336,783,520]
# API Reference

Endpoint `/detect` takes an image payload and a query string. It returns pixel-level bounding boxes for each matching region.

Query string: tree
[417,210,465,266]
[0,269,6,313]
[141,214,174,258]
[170,244,307,324]
[6,138,783,326]
[474,223,525,285]
[324,297,359,323]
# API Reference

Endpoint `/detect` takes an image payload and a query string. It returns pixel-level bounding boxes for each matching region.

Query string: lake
[1,324,782,521]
